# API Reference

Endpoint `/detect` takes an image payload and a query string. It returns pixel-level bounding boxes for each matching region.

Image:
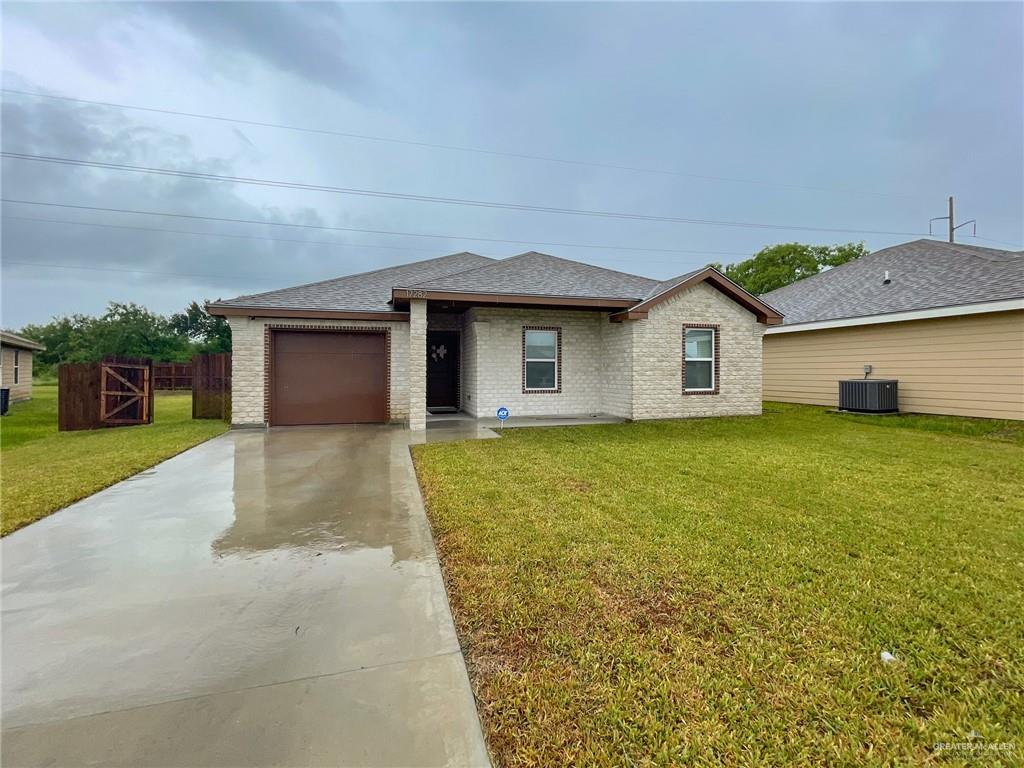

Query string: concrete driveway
[2,425,492,767]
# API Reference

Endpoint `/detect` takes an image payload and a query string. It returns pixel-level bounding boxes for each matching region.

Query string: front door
[427,331,459,412]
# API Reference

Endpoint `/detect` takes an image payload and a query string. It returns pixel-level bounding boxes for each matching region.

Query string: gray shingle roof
[1,331,45,351]
[641,268,705,301]
[403,251,660,299]
[210,252,493,312]
[760,239,1024,325]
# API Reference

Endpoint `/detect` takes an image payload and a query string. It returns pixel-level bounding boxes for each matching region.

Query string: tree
[89,302,194,361]
[713,242,869,295]
[169,301,232,353]
[19,315,97,370]
[16,299,231,376]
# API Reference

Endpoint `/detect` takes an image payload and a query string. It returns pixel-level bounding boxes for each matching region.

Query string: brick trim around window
[681,323,720,396]
[263,324,392,424]
[522,326,562,394]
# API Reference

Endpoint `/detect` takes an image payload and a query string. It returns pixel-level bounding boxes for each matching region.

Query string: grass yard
[1,385,228,536]
[413,403,1024,767]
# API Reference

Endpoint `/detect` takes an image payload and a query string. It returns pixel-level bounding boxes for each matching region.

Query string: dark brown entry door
[271,331,387,425]
[427,331,459,411]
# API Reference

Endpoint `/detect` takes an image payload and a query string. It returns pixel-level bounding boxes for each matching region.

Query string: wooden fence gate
[192,352,231,421]
[101,362,152,424]
[59,357,154,431]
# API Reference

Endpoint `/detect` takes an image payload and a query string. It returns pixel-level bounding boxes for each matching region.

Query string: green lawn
[1,385,228,536]
[413,403,1024,767]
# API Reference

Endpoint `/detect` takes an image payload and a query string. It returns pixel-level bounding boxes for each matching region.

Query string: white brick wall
[600,319,633,418]
[408,300,427,430]
[226,284,765,427]
[461,314,481,417]
[631,282,765,419]
[226,315,410,426]
[462,307,605,417]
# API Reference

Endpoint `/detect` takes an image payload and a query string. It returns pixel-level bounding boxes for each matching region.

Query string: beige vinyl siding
[763,310,1024,420]
[1,346,35,402]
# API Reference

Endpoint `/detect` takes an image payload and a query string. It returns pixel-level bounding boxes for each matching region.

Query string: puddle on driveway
[1,425,459,729]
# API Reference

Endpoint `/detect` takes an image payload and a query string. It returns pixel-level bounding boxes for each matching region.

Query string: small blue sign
[496,407,510,421]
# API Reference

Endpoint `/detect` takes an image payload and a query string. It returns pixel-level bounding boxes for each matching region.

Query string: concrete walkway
[2,425,492,767]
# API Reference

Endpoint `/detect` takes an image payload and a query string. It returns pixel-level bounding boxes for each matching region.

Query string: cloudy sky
[2,1,1021,329]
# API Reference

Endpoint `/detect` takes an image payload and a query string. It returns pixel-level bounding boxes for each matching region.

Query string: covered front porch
[404,297,633,431]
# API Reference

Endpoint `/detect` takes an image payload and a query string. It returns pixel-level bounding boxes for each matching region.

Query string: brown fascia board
[608,268,784,325]
[391,288,637,309]
[207,304,411,322]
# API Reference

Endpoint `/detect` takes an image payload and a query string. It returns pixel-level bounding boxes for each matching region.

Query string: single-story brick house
[761,239,1024,420]
[208,252,782,429]
[1,331,46,403]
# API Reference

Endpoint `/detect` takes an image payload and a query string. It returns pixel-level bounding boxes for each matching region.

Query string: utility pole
[929,197,976,243]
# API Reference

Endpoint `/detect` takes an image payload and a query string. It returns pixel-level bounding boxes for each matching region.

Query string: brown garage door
[270,331,387,425]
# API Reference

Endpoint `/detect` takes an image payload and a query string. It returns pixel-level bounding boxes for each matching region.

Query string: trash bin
[0,388,9,416]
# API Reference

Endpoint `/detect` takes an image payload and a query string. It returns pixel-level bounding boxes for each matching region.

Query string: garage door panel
[271,331,387,425]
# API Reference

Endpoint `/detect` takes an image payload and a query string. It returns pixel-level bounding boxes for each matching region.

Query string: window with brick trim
[522,327,560,392]
[682,325,720,395]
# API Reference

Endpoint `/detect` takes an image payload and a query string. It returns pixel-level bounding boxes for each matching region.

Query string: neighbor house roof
[210,250,782,323]
[761,239,1024,327]
[0,331,45,352]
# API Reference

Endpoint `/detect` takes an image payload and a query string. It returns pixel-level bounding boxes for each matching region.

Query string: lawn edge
[1,427,229,538]
[409,444,499,768]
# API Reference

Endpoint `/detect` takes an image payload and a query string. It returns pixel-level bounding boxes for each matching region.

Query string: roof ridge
[926,239,1024,260]
[400,252,535,289]
[643,267,706,299]
[519,251,658,284]
[760,245,895,299]
[215,252,491,304]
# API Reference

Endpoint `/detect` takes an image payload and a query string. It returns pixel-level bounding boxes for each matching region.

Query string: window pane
[686,360,712,389]
[686,329,713,359]
[525,330,556,360]
[526,361,556,389]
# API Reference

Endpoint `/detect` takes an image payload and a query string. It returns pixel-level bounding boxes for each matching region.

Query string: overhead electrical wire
[0,200,763,257]
[2,215,439,255]
[968,234,1024,249]
[0,87,916,200]
[2,259,247,282]
[1,152,933,238]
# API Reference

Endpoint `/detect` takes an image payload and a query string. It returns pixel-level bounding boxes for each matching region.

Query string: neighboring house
[0,331,46,403]
[208,252,782,429]
[761,239,1024,420]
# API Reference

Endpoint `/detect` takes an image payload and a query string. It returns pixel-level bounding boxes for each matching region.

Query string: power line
[969,234,1024,249]
[2,259,256,282]
[2,215,438,254]
[1,87,916,200]
[2,215,751,268]
[1,199,757,257]
[1,152,931,238]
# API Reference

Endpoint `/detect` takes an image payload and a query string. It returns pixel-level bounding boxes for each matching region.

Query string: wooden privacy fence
[192,352,231,421]
[58,357,154,431]
[153,362,193,391]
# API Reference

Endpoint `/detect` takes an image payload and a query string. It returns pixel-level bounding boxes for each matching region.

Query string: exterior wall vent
[839,379,898,414]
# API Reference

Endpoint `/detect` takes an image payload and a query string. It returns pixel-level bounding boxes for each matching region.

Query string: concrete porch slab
[428,412,627,430]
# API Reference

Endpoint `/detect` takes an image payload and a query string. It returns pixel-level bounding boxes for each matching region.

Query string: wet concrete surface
[1,425,492,767]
